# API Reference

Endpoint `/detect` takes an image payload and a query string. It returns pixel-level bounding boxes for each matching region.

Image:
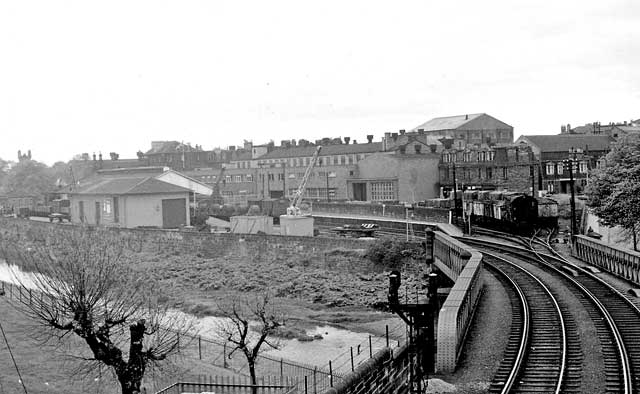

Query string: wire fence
[0,280,407,393]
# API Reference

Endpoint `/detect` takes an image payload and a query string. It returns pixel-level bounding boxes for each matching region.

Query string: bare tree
[216,293,285,394]
[0,227,194,394]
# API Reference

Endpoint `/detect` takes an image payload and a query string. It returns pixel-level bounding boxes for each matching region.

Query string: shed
[69,175,191,228]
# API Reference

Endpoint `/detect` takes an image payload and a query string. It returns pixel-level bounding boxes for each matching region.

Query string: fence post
[350,347,354,371]
[313,366,317,394]
[369,335,372,358]
[304,376,308,394]
[198,336,202,360]
[280,358,284,380]
[223,343,228,368]
[386,325,389,347]
[329,361,333,387]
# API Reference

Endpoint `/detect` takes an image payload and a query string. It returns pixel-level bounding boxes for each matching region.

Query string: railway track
[462,232,639,393]
[483,252,568,393]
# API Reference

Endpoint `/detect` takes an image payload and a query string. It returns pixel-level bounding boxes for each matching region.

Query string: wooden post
[305,376,308,394]
[386,325,389,347]
[198,336,202,359]
[329,360,333,387]
[313,366,317,394]
[369,335,373,358]
[350,347,354,371]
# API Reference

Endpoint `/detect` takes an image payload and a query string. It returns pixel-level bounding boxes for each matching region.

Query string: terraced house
[516,134,614,194]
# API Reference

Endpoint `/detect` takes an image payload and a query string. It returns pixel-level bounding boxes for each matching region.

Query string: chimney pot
[366,135,374,143]
[399,130,406,136]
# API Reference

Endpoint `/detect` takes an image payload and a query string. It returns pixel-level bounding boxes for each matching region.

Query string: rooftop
[411,113,485,132]
[258,142,383,160]
[72,176,191,195]
[518,134,614,153]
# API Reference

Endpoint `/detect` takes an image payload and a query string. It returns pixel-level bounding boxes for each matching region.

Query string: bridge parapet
[434,231,483,372]
[575,235,640,284]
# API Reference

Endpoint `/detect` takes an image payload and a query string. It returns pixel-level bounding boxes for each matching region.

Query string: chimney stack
[392,133,398,142]
[344,136,350,144]
[367,135,374,143]
[465,114,469,120]
[399,129,406,135]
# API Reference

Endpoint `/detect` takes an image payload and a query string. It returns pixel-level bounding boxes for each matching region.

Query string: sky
[1,1,639,165]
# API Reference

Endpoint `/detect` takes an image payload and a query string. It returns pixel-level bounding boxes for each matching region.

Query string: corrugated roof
[258,142,383,160]
[519,135,614,152]
[72,176,190,195]
[412,113,485,132]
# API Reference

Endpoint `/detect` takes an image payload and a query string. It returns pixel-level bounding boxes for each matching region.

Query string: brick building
[560,118,640,139]
[516,134,613,194]
[348,150,440,202]
[408,113,514,146]
[439,144,538,197]
[144,140,255,171]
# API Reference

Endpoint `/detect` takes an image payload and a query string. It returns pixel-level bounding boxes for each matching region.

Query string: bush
[364,238,424,269]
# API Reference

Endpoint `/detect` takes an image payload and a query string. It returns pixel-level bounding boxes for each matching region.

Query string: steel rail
[462,236,633,394]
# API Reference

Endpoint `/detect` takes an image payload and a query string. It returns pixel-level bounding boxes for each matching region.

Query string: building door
[113,197,119,223]
[79,201,84,223]
[94,201,101,225]
[161,198,186,228]
[353,183,367,201]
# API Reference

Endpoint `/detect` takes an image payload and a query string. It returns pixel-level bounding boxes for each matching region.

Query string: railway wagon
[463,190,541,235]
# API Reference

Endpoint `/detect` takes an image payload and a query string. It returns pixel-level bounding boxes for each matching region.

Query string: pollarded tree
[216,293,284,394]
[587,133,640,251]
[0,227,194,394]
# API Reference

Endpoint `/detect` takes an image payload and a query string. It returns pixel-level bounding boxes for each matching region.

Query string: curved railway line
[313,218,640,392]
[463,229,640,394]
[483,252,568,393]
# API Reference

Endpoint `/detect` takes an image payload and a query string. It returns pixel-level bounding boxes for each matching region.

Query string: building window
[235,175,242,182]
[371,182,395,201]
[547,181,555,193]
[579,161,588,174]
[546,162,555,175]
[340,156,346,164]
[278,173,284,181]
[246,174,253,182]
[103,199,111,214]
[556,163,563,175]
[268,173,275,181]
[477,168,482,179]
[225,175,231,183]
[502,167,508,179]
[486,167,492,179]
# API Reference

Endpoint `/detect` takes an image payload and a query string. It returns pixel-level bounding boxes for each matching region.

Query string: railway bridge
[317,213,640,394]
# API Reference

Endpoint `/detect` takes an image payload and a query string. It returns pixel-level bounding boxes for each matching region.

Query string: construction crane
[286,146,322,216]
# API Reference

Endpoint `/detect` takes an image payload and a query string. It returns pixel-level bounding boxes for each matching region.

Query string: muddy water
[0,260,386,371]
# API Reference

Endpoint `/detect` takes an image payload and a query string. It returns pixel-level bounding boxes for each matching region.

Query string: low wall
[433,231,483,372]
[322,345,410,394]
[312,202,450,223]
[0,217,373,260]
[574,235,640,284]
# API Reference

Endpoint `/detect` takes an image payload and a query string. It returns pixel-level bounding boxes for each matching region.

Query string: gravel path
[431,270,510,393]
